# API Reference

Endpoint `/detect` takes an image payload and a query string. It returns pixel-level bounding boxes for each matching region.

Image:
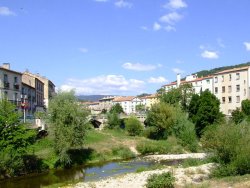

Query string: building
[22,72,45,111]
[113,96,143,114]
[213,66,250,116]
[0,63,22,106]
[99,96,117,111]
[22,71,55,109]
[21,83,36,115]
[140,94,159,110]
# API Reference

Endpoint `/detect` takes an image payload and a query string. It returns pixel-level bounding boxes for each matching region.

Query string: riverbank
[65,163,215,188]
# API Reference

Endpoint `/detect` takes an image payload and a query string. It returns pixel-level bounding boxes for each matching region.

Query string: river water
[0,158,182,188]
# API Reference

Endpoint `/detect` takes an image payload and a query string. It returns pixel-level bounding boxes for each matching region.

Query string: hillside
[77,95,109,102]
[193,62,250,77]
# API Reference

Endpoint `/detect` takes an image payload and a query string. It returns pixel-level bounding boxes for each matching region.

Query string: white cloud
[201,50,219,59]
[79,48,88,53]
[148,76,168,83]
[114,0,133,8]
[244,42,250,51]
[165,25,176,32]
[60,75,145,95]
[153,22,161,31]
[122,62,160,71]
[164,0,187,9]
[159,12,183,25]
[0,6,15,16]
[172,68,185,74]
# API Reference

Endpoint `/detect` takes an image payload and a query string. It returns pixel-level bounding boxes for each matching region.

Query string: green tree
[136,104,146,114]
[188,94,200,123]
[0,98,36,176]
[48,91,89,165]
[125,116,143,136]
[189,90,223,137]
[110,103,124,114]
[160,87,182,106]
[106,112,121,129]
[241,99,250,116]
[231,108,245,124]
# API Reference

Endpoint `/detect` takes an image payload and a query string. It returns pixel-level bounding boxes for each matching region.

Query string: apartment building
[99,96,117,111]
[21,83,36,114]
[0,63,22,105]
[23,71,55,109]
[140,94,159,110]
[22,72,45,111]
[213,66,250,115]
[113,96,143,114]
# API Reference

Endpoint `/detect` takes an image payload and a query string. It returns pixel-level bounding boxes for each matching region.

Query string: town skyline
[1,0,250,95]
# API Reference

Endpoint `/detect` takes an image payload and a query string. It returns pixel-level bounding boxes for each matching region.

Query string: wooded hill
[192,62,250,77]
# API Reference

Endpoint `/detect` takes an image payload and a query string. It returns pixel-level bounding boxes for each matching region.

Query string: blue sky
[1,0,250,95]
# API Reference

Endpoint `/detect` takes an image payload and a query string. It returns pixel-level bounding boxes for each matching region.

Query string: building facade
[0,63,22,106]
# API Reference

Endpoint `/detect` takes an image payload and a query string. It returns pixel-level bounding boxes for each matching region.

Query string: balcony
[4,82,9,89]
[14,83,19,90]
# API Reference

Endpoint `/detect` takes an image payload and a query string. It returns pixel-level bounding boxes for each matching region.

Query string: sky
[1,0,250,96]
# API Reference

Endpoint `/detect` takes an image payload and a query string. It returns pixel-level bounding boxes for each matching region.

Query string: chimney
[177,74,181,87]
[2,63,10,69]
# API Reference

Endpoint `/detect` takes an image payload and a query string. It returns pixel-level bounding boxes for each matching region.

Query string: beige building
[22,71,55,109]
[21,83,36,114]
[22,73,45,111]
[99,96,117,111]
[140,94,159,110]
[0,63,22,106]
[213,66,250,116]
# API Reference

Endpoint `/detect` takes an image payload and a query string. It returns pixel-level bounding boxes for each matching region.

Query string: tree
[0,98,36,176]
[188,90,223,137]
[125,116,143,136]
[241,99,250,116]
[159,83,194,111]
[136,104,146,114]
[48,91,89,165]
[110,103,124,114]
[231,108,245,124]
[106,112,121,129]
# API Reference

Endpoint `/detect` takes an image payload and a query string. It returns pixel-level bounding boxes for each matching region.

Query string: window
[236,85,240,92]
[229,74,232,81]
[222,75,224,82]
[228,96,232,103]
[222,86,225,93]
[14,76,18,83]
[244,80,246,84]
[228,85,232,93]
[215,87,218,94]
[222,97,225,104]
[228,109,232,115]
[236,73,240,80]
[4,74,8,82]
[244,89,246,96]
[215,77,218,83]
[4,91,8,98]
[206,79,210,84]
[236,96,240,103]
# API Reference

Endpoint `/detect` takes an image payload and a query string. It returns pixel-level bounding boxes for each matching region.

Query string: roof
[214,66,250,75]
[141,93,158,99]
[0,67,22,75]
[113,96,135,102]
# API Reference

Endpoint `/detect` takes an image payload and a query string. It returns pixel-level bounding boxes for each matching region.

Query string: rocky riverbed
[64,153,215,188]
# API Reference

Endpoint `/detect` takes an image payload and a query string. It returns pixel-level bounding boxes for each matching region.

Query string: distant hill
[77,95,109,102]
[193,62,250,77]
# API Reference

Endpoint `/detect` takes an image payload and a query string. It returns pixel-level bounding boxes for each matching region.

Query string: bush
[111,146,135,159]
[146,172,175,188]
[125,116,143,136]
[201,122,250,177]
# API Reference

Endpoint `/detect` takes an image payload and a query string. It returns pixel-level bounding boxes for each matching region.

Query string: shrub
[125,116,143,136]
[201,122,250,177]
[146,172,175,188]
[136,140,172,155]
[111,146,135,159]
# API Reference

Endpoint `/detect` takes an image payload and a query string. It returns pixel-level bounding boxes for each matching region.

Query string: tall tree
[241,99,250,116]
[48,91,89,165]
[189,90,223,136]
[109,103,124,114]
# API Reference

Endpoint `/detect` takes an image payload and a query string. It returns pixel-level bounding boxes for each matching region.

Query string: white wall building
[113,96,143,114]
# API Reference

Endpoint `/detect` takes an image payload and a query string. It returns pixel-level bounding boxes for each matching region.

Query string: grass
[136,164,165,173]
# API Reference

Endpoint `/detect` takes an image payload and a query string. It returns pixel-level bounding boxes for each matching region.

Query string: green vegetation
[193,62,250,77]
[202,122,250,177]
[48,91,89,166]
[146,172,175,188]
[0,98,38,177]
[136,164,165,173]
[188,90,223,137]
[125,116,143,136]
[231,99,250,124]
[109,103,124,114]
